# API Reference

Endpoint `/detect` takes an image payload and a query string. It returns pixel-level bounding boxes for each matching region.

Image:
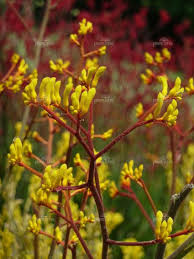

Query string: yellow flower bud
[102,129,113,139]
[18,59,28,74]
[109,181,118,198]
[22,78,38,104]
[55,226,62,242]
[155,211,173,243]
[153,92,164,118]
[145,52,154,64]
[28,215,41,235]
[86,66,98,85]
[78,18,93,35]
[22,140,32,156]
[91,66,106,88]
[63,77,73,108]
[39,77,50,102]
[74,153,82,166]
[140,73,149,84]
[155,52,163,63]
[8,137,23,164]
[162,48,171,60]
[49,59,70,73]
[162,99,178,126]
[157,76,168,96]
[136,102,144,118]
[79,88,96,116]
[85,57,98,69]
[168,77,184,99]
[70,33,79,44]
[98,46,106,56]
[11,53,20,64]
[185,78,194,93]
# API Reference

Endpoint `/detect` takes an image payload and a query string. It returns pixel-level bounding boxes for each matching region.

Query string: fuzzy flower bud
[27,215,41,235]
[22,79,38,104]
[78,18,93,35]
[155,211,173,243]
[8,137,23,165]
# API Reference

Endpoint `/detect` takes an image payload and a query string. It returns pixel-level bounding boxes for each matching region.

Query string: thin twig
[118,191,155,232]
[18,161,43,178]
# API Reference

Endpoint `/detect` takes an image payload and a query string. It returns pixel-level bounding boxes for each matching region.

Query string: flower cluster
[155,211,173,243]
[42,164,74,191]
[0,53,37,94]
[49,59,70,73]
[7,137,33,165]
[143,76,184,126]
[27,215,41,235]
[79,211,95,228]
[79,66,107,88]
[145,48,171,65]
[23,74,101,117]
[7,137,23,164]
[70,19,106,56]
[121,160,143,182]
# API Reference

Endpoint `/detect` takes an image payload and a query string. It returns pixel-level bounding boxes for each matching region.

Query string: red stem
[95,119,154,159]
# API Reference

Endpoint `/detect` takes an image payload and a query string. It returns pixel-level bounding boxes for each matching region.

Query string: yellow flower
[29,69,38,80]
[162,99,178,126]
[31,187,50,204]
[70,86,96,116]
[27,214,41,235]
[79,66,106,88]
[78,18,93,35]
[79,211,95,228]
[74,153,82,166]
[136,103,144,118]
[8,137,23,165]
[22,78,38,104]
[70,33,80,46]
[98,46,106,55]
[109,181,118,198]
[22,140,32,156]
[121,160,143,181]
[38,77,61,105]
[185,78,194,93]
[162,48,171,60]
[85,57,99,69]
[168,77,184,100]
[101,129,113,139]
[18,59,28,74]
[185,201,194,230]
[49,59,70,73]
[145,52,154,64]
[155,211,173,243]
[63,77,73,108]
[55,226,62,242]
[41,164,74,191]
[155,52,163,63]
[11,53,20,64]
